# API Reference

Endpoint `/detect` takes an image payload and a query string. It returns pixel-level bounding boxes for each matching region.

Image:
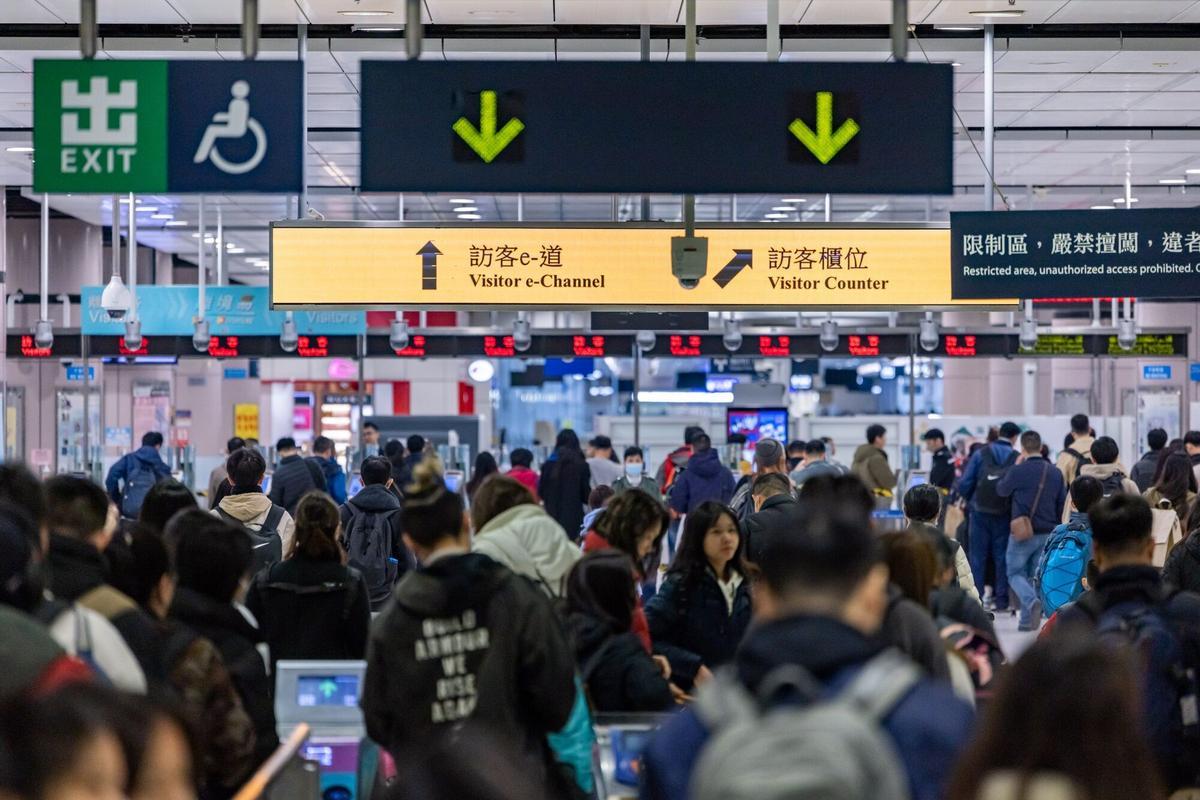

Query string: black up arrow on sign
[418,241,442,290]
[712,249,753,289]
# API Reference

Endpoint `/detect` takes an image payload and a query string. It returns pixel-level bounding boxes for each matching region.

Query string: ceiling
[2,4,1200,284]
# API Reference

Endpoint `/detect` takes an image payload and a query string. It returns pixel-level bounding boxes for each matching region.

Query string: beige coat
[214,492,296,558]
[1055,435,1095,485]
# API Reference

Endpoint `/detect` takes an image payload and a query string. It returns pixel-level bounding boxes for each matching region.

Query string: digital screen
[297,335,329,358]
[119,337,151,356]
[8,334,81,359]
[757,335,791,357]
[668,334,703,357]
[18,335,52,358]
[727,408,788,449]
[1105,334,1178,356]
[396,335,427,357]
[207,336,240,358]
[1019,334,1086,356]
[482,335,516,357]
[612,730,654,787]
[572,335,606,357]
[296,675,360,708]
[443,471,463,493]
[943,334,977,357]
[846,334,881,357]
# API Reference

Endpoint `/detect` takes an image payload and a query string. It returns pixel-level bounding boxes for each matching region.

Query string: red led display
[669,335,702,357]
[297,336,329,358]
[572,335,606,357]
[19,335,52,358]
[119,337,150,356]
[207,336,239,358]
[758,336,790,357]
[847,335,881,357]
[394,335,427,358]
[944,334,977,357]
[483,335,516,357]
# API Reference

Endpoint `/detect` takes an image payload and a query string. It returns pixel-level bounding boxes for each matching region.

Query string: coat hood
[735,614,880,692]
[853,443,886,464]
[474,504,580,592]
[47,534,109,601]
[1080,462,1128,480]
[348,484,401,513]
[217,492,273,522]
[169,586,262,643]
[133,445,167,466]
[567,610,617,662]
[394,552,509,618]
[686,447,724,479]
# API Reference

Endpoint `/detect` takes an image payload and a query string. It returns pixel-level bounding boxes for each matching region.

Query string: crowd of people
[5,415,1200,800]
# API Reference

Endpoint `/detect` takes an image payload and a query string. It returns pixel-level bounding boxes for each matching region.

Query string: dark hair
[363,421,379,432]
[1019,430,1042,453]
[1091,436,1119,465]
[1070,475,1104,515]
[552,429,580,454]
[727,432,747,446]
[1089,493,1153,557]
[405,434,425,455]
[137,479,198,534]
[902,484,941,523]
[797,473,874,520]
[114,693,200,798]
[125,529,171,607]
[1188,496,1200,538]
[566,550,637,633]
[760,495,878,603]
[1186,431,1200,448]
[1070,413,1091,435]
[142,431,164,448]
[0,503,41,612]
[804,439,826,455]
[671,501,744,581]
[403,460,465,548]
[929,530,959,574]
[290,493,343,562]
[1154,453,1195,520]
[312,436,335,456]
[787,440,806,455]
[226,447,266,490]
[44,475,109,542]
[170,510,252,602]
[866,424,886,444]
[593,489,669,577]
[384,439,405,460]
[987,427,999,443]
[275,437,297,452]
[470,475,534,532]
[623,446,644,461]
[999,421,1021,440]
[590,435,613,451]
[1154,439,1187,485]
[509,448,534,469]
[751,472,791,498]
[226,436,245,454]
[0,463,46,538]
[880,530,937,607]
[684,426,706,445]
[1064,433,1076,452]
[465,452,500,499]
[946,633,1165,800]
[1148,428,1168,451]
[588,485,615,510]
[691,433,712,452]
[361,455,393,486]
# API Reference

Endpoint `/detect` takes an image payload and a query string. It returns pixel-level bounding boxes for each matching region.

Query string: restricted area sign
[360,61,953,194]
[271,224,1002,310]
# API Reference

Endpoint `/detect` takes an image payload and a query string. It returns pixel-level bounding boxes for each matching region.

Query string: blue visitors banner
[81,285,365,336]
[1143,365,1172,381]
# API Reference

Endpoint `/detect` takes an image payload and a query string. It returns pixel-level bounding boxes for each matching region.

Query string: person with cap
[587,435,624,489]
[729,439,790,522]
[924,428,956,495]
[958,421,1023,611]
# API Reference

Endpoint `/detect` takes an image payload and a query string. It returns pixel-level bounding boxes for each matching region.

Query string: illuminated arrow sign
[418,241,441,290]
[452,90,525,163]
[789,92,860,165]
[712,250,753,289]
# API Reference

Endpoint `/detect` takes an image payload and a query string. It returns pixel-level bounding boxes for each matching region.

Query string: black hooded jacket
[568,611,673,713]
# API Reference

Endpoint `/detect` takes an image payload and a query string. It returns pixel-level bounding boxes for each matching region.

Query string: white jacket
[214,492,296,558]
[48,603,147,693]
[472,504,581,597]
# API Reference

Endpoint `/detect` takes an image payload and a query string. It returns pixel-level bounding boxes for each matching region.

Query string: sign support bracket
[983,24,995,212]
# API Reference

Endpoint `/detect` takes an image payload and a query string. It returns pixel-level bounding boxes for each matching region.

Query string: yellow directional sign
[270,224,1007,310]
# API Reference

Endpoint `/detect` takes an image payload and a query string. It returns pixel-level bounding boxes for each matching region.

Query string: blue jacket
[668,449,736,515]
[308,456,347,505]
[645,568,752,684]
[639,615,973,800]
[957,440,1015,512]
[997,455,1067,534]
[105,446,172,505]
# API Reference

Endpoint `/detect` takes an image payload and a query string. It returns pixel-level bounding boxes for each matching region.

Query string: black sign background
[361,61,953,194]
[952,208,1200,300]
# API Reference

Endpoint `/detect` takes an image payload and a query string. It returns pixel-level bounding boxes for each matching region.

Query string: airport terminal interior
[9,1,1200,799]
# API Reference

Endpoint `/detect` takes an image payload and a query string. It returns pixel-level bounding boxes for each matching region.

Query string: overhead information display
[360,61,952,194]
[271,224,1000,310]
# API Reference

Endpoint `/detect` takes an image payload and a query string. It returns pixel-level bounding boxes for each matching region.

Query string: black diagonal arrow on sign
[712,249,752,289]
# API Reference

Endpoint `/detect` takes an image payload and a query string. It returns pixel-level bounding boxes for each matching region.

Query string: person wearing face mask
[612,446,663,502]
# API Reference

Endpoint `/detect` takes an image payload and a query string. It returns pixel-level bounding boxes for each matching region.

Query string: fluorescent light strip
[637,391,735,405]
[5,146,33,153]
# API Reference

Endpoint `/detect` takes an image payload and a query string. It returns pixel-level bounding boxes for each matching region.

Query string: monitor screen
[347,474,364,498]
[443,471,463,493]
[726,408,788,449]
[296,675,360,708]
[260,474,272,495]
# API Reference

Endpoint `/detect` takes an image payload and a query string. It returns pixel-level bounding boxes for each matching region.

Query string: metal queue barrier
[232,723,321,800]
[593,713,673,800]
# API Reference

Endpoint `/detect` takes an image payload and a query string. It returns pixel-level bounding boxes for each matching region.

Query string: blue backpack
[1036,521,1092,615]
[120,458,159,519]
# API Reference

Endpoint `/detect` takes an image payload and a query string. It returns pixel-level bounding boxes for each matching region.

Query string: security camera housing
[101,275,133,320]
[670,236,709,290]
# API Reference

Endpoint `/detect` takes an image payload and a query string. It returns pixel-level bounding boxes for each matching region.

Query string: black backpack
[1064,447,1093,469]
[972,447,1017,516]
[253,564,360,621]
[217,505,285,574]
[341,503,400,607]
[1099,472,1127,498]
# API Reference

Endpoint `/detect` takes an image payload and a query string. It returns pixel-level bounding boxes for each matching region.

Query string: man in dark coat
[269,437,327,516]
[668,434,736,516]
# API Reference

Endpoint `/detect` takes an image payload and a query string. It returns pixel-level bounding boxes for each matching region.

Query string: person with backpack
[307,436,347,505]
[1054,492,1200,793]
[1065,436,1139,518]
[639,489,974,800]
[338,455,409,611]
[565,550,674,713]
[946,633,1166,800]
[360,460,577,800]
[656,426,704,496]
[1133,428,1169,494]
[539,430,593,541]
[728,439,788,522]
[958,421,1022,611]
[208,436,246,510]
[1144,451,1197,523]
[1037,475,1103,618]
[669,433,737,516]
[212,447,294,571]
[268,437,327,517]
[1055,414,1096,486]
[106,432,173,520]
[245,493,370,673]
[997,430,1067,631]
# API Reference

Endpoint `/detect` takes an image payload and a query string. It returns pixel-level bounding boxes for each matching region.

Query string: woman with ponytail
[244,491,370,671]
[362,459,578,800]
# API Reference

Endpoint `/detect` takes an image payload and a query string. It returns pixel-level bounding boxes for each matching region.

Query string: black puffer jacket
[568,612,673,713]
[644,567,752,684]
[744,493,803,564]
[1163,532,1200,594]
[361,553,575,796]
[538,450,591,541]
[338,484,411,610]
[268,454,327,516]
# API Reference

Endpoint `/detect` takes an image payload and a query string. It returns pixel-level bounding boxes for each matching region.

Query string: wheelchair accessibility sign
[34,60,302,193]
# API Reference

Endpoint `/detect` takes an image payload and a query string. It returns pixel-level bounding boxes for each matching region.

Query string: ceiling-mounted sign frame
[360,61,953,194]
[271,222,1009,311]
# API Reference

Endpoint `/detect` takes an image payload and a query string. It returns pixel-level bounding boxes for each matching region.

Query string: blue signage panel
[953,208,1200,300]
[223,367,248,379]
[65,365,95,381]
[1143,365,1172,381]
[1191,363,1200,382]
[361,61,953,194]
[81,286,365,336]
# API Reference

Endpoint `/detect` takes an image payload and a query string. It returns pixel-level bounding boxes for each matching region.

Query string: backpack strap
[260,504,286,535]
[837,651,923,722]
[215,507,238,525]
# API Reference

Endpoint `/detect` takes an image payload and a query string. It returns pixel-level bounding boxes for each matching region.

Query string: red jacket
[506,466,540,502]
[581,535,652,652]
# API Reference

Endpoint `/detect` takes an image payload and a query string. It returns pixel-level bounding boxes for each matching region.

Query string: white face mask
[625,462,644,480]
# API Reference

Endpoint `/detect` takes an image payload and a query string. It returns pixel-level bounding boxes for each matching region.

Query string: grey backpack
[691,650,920,800]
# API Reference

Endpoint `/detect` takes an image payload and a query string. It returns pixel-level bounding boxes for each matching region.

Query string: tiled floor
[993,606,1041,662]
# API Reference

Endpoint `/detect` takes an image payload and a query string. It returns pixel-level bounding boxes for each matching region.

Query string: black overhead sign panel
[360,61,953,194]
[953,208,1200,300]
